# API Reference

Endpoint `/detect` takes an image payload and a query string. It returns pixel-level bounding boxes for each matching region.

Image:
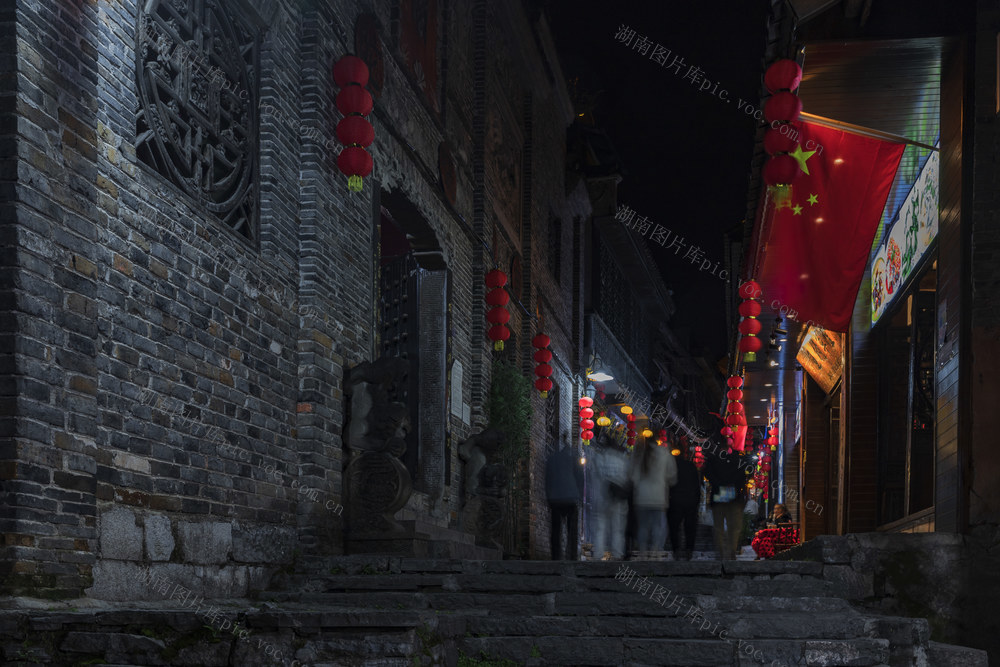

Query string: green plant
[487,360,532,462]
[530,645,541,658]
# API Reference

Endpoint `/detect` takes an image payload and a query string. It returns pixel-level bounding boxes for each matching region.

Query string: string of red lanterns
[532,333,553,398]
[738,281,763,363]
[761,58,804,190]
[578,396,595,444]
[485,269,509,351]
[333,55,374,192]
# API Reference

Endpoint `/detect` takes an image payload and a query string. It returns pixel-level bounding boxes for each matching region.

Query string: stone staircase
[0,555,987,666]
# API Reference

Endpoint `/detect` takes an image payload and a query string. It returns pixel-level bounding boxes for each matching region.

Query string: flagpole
[800,112,939,152]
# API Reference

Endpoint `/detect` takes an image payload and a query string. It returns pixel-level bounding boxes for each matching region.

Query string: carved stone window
[136,0,259,240]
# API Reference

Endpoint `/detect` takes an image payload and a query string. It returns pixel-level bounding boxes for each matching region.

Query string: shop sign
[871,148,940,324]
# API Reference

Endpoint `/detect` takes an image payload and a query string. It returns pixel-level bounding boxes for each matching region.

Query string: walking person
[667,443,702,560]
[589,430,629,560]
[702,442,751,561]
[629,439,677,558]
[545,436,584,560]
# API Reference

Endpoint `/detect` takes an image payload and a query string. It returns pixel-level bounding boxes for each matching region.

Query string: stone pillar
[416,269,448,513]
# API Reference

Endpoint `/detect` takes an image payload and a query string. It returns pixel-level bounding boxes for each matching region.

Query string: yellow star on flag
[807,193,819,205]
[792,204,803,215]
[790,145,817,175]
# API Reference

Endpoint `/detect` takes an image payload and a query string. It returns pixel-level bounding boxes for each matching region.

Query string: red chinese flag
[754,121,905,332]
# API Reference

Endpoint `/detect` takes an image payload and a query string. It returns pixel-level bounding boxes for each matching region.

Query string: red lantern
[727,376,744,389]
[738,300,762,318]
[336,85,374,116]
[739,280,761,300]
[726,414,741,426]
[580,419,595,430]
[739,318,762,336]
[336,115,375,147]
[763,127,799,155]
[729,402,744,414]
[726,437,734,447]
[721,426,733,437]
[627,437,636,446]
[739,336,763,355]
[764,91,802,124]
[764,59,803,94]
[626,414,636,423]
[486,269,508,289]
[579,407,594,419]
[763,154,801,187]
[337,146,373,192]
[534,377,553,397]
[581,430,594,441]
[487,324,509,351]
[533,349,553,363]
[727,389,743,401]
[767,436,778,446]
[578,397,594,408]
[485,288,509,307]
[334,55,370,88]
[532,333,551,349]
[534,364,552,378]
[768,427,779,437]
[486,307,509,325]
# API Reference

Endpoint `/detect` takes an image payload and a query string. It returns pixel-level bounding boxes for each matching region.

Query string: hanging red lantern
[627,437,636,446]
[726,437,734,447]
[727,376,744,389]
[763,154,800,187]
[626,414,636,423]
[768,427,779,437]
[533,349,552,363]
[580,418,595,430]
[531,333,551,349]
[485,288,509,307]
[334,55,370,88]
[764,59,803,94]
[738,300,762,318]
[729,402,744,414]
[739,281,762,301]
[534,377,553,395]
[739,335,763,356]
[579,407,594,419]
[336,85,374,117]
[721,426,733,437]
[767,436,778,446]
[763,127,799,156]
[726,414,741,426]
[487,324,509,351]
[486,307,509,325]
[534,363,552,378]
[764,92,802,124]
[486,269,508,289]
[336,115,375,147]
[581,430,594,441]
[578,397,594,408]
[727,389,743,401]
[337,146,373,192]
[739,318,763,336]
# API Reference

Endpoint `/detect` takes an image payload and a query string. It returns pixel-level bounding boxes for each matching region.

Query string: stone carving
[344,358,413,537]
[458,429,507,548]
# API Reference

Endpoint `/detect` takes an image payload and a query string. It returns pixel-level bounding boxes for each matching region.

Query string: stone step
[927,640,989,667]
[456,635,893,666]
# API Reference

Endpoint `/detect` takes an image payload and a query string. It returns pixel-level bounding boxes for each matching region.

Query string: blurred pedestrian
[667,443,701,560]
[590,430,629,560]
[545,435,584,560]
[629,439,677,556]
[702,443,750,560]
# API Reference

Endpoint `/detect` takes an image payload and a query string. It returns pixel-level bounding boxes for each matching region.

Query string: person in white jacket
[590,432,629,560]
[630,440,678,554]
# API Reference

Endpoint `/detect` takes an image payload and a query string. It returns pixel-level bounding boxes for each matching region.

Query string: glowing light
[834,158,844,164]
[579,456,587,465]
[642,428,653,438]
[620,406,633,415]
[670,448,681,456]
[800,273,809,280]
[587,372,614,382]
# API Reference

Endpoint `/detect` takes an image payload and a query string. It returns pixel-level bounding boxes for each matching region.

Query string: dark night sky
[545,1,769,361]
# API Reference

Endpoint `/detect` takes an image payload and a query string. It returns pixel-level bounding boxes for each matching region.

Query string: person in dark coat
[545,436,584,560]
[702,442,751,561]
[667,443,701,560]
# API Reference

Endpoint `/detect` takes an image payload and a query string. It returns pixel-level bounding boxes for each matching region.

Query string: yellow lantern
[641,428,653,438]
[670,448,681,456]
[620,405,633,415]
[596,412,611,427]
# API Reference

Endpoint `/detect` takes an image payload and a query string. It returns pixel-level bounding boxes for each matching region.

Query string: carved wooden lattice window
[136,0,259,239]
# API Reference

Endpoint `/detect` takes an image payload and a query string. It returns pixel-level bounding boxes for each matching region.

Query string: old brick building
[0,0,611,598]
